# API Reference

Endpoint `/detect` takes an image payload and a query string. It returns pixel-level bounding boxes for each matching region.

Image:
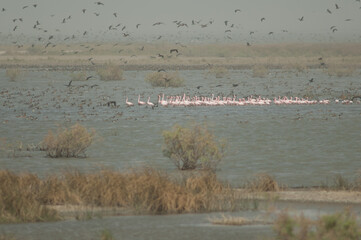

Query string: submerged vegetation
[162,124,226,171]
[41,123,95,158]
[145,71,184,87]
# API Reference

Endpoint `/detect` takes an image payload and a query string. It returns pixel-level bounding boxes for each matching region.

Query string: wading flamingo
[125,97,134,107]
[138,95,146,105]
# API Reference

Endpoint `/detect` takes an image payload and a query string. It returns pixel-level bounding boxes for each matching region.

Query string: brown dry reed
[96,62,123,81]
[273,209,361,240]
[0,171,60,223]
[145,71,184,87]
[162,124,226,171]
[41,123,95,158]
[0,168,239,223]
[245,173,280,192]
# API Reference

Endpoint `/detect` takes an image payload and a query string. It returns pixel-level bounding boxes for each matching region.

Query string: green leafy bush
[162,124,226,171]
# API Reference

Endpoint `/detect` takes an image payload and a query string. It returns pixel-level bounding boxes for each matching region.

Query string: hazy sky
[1,0,361,43]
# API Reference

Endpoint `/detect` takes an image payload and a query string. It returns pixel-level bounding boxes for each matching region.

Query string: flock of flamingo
[125,94,356,107]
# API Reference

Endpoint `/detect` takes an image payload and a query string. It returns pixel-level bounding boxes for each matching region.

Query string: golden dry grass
[245,173,280,192]
[0,168,239,223]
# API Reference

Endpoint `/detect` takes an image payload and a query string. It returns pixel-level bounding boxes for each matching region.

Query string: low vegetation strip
[0,168,239,223]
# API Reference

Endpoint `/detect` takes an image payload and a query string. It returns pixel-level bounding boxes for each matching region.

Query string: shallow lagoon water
[1,69,360,187]
[1,68,361,239]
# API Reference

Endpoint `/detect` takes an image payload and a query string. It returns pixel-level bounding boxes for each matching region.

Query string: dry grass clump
[325,65,357,77]
[41,123,95,158]
[145,71,184,87]
[321,174,361,191]
[96,63,123,81]
[5,68,22,81]
[245,173,280,192]
[162,124,226,171]
[0,168,238,223]
[274,209,361,240]
[252,65,269,78]
[207,66,229,78]
[0,171,60,223]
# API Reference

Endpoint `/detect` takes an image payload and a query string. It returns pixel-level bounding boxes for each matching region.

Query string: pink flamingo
[147,97,155,107]
[125,97,134,107]
[138,95,146,106]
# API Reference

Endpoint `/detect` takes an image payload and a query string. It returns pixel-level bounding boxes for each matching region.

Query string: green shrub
[162,124,226,171]
[273,210,361,240]
[145,71,184,87]
[41,123,95,158]
[96,63,123,81]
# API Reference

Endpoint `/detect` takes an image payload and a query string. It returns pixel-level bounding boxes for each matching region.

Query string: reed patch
[0,168,241,223]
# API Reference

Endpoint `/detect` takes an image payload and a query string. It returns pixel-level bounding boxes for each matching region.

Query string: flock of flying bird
[1,1,360,55]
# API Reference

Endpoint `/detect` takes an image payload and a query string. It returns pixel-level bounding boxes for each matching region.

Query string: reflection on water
[0,69,360,187]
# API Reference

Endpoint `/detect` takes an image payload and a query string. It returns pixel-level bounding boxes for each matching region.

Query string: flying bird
[298,16,304,21]
[170,49,178,54]
[261,17,266,22]
[235,9,241,13]
[136,24,141,28]
[86,76,94,80]
[335,4,340,9]
[113,13,117,17]
[153,22,164,26]
[82,9,86,13]
[94,1,104,5]
[327,9,332,14]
